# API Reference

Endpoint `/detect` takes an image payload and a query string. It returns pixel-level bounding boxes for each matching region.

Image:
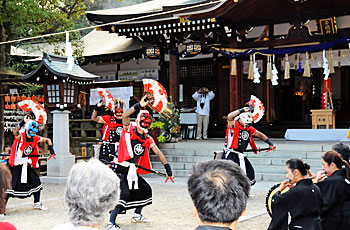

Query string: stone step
[151,162,196,170]
[160,149,325,159]
[246,150,324,159]
[254,165,322,174]
[150,155,212,163]
[159,140,334,152]
[257,173,286,182]
[155,139,333,181]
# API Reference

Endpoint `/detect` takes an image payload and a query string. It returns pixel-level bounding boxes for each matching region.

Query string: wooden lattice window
[64,82,75,103]
[47,84,60,103]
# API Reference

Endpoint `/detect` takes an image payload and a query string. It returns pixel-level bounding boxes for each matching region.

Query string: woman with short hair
[52,159,120,230]
[268,158,322,230]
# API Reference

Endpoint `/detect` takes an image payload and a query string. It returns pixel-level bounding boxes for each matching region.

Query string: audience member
[187,159,250,230]
[268,159,322,230]
[52,159,120,230]
[314,151,350,230]
[0,164,17,229]
[332,142,350,163]
[0,145,11,161]
[192,87,215,140]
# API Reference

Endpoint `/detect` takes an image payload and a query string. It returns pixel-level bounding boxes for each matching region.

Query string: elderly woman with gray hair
[52,159,120,230]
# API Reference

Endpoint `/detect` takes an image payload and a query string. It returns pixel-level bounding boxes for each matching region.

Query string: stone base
[47,155,75,178]
[40,176,68,184]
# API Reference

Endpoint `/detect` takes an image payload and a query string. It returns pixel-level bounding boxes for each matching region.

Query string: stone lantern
[22,53,99,183]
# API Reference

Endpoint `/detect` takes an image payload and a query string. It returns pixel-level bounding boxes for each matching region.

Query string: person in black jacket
[314,150,350,230]
[268,159,322,230]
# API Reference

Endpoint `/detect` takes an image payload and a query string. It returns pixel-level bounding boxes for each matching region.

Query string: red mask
[139,113,152,129]
[115,108,123,117]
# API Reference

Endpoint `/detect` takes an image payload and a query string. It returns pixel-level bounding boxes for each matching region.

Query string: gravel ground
[3,177,275,230]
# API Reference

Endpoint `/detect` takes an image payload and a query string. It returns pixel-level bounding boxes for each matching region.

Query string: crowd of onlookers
[0,142,350,230]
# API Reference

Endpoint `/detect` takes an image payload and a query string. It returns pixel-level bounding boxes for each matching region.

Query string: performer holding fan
[108,82,174,230]
[91,88,126,164]
[7,100,55,211]
[219,95,276,185]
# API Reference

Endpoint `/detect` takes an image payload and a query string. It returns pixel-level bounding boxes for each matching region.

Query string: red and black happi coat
[118,123,154,175]
[225,120,258,154]
[101,115,123,142]
[9,132,40,168]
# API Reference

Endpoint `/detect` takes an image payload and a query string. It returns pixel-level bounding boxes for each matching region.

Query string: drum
[265,183,290,217]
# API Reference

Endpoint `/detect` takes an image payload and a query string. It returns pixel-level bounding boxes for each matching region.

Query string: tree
[0,0,89,70]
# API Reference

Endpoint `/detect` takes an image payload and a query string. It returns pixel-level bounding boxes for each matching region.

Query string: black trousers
[223,151,255,181]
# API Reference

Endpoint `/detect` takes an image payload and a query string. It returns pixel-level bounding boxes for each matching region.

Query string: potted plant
[148,121,166,147]
[159,101,180,142]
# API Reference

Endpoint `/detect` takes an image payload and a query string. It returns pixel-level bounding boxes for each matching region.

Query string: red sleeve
[250,126,257,136]
[101,115,110,124]
[0,222,17,230]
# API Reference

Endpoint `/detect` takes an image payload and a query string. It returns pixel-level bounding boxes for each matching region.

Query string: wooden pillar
[0,84,4,151]
[239,59,244,107]
[262,57,275,122]
[218,59,230,120]
[229,59,239,111]
[169,51,179,107]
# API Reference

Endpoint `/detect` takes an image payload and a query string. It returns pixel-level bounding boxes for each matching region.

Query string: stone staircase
[151,139,336,182]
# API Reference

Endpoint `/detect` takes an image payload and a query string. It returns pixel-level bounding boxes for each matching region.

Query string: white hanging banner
[89,86,133,108]
[66,31,74,71]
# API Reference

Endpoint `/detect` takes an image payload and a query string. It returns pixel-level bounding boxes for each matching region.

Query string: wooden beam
[236,31,350,49]
[169,51,180,107]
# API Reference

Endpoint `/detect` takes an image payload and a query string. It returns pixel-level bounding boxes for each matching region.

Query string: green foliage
[0,1,88,40]
[159,102,180,134]
[8,57,38,74]
[157,135,166,143]
[148,121,165,143]
[149,121,164,130]
[24,84,43,96]
[0,0,89,68]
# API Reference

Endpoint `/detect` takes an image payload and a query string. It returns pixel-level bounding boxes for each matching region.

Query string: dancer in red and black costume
[222,106,276,185]
[91,98,126,164]
[7,113,55,210]
[107,95,174,230]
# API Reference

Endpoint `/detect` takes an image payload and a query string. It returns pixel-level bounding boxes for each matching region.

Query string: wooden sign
[318,17,337,34]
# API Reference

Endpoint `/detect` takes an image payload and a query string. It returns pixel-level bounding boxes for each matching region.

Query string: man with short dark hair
[332,142,350,163]
[187,160,251,230]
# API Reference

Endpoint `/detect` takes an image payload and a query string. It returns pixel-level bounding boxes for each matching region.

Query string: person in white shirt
[192,87,215,140]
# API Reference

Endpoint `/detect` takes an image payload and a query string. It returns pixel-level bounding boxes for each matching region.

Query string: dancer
[108,95,174,230]
[222,104,276,184]
[91,98,126,164]
[6,113,55,210]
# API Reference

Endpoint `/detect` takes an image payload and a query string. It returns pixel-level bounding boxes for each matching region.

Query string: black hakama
[6,164,42,199]
[223,150,255,181]
[114,164,152,213]
[99,128,120,164]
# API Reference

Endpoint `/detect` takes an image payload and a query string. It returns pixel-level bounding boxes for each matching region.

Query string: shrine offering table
[311,109,335,129]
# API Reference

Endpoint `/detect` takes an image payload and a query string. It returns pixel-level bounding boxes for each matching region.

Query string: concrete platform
[285,129,349,141]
